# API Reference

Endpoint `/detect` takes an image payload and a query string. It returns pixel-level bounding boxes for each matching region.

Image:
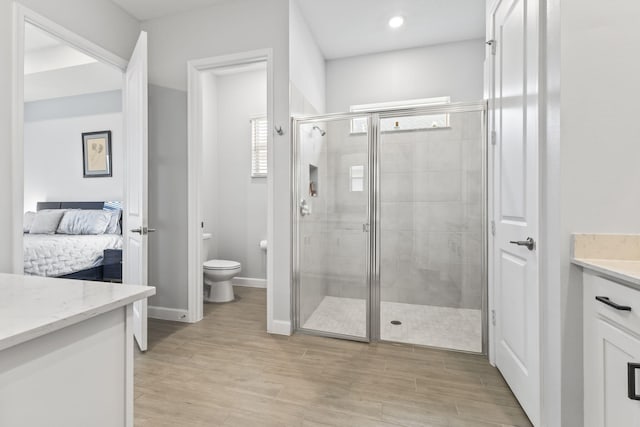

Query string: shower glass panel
[295,117,370,340]
[377,110,485,352]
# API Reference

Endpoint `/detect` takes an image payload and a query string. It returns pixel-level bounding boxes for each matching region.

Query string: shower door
[293,116,372,341]
[293,103,487,352]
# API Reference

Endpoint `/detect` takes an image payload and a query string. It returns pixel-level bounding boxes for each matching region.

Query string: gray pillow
[29,209,66,234]
[104,209,121,234]
[57,210,111,235]
[23,211,36,233]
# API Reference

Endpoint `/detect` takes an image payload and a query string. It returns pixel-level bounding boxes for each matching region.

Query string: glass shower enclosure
[292,102,487,353]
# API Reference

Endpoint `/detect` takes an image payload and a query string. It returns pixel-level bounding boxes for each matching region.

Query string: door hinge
[491,309,496,326]
[486,39,496,55]
[491,130,497,145]
[491,220,496,236]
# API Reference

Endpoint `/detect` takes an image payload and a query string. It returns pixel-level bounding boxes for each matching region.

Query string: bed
[23,202,123,281]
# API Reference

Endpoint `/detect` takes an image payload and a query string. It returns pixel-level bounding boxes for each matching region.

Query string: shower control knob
[300,199,311,217]
[509,237,535,251]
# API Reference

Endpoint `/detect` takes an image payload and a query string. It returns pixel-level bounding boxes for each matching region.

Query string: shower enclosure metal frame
[291,101,489,353]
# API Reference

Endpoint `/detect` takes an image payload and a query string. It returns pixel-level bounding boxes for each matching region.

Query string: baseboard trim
[148,306,190,322]
[232,277,266,288]
[268,320,292,336]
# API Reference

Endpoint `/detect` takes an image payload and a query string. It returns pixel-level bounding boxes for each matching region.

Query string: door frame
[186,49,274,325]
[11,4,128,273]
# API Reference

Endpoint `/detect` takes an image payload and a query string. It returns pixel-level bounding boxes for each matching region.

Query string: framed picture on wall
[82,130,112,178]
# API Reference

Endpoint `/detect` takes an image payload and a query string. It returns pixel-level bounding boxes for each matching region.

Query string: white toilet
[202,233,241,303]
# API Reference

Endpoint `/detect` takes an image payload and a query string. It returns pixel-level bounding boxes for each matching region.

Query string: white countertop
[571,233,640,289]
[0,273,155,351]
[572,258,640,288]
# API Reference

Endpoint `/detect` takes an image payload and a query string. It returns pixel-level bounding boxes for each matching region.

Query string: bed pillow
[56,210,111,235]
[23,211,36,233]
[104,209,122,234]
[29,209,67,234]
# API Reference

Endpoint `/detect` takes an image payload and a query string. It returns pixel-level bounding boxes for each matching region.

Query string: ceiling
[108,0,484,59]
[25,24,122,102]
[111,0,229,21]
[297,0,486,59]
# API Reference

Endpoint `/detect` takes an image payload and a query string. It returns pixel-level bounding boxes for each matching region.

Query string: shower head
[312,125,326,136]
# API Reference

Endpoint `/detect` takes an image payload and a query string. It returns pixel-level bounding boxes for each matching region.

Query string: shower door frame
[291,112,375,342]
[292,101,489,353]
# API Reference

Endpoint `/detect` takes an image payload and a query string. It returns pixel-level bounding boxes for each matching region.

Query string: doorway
[292,102,487,353]
[13,5,151,351]
[186,50,275,326]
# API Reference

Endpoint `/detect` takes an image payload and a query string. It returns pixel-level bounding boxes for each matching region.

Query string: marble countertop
[572,258,640,287]
[0,273,155,351]
[571,234,640,288]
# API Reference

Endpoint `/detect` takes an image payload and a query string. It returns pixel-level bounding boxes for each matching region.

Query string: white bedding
[24,234,123,277]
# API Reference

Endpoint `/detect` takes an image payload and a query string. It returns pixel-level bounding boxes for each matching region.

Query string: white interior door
[490,0,539,424]
[123,31,149,352]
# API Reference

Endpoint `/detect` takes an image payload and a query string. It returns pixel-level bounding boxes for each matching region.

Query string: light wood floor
[135,287,532,426]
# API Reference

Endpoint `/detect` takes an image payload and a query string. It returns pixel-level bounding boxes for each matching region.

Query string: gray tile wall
[379,111,484,309]
[297,110,484,324]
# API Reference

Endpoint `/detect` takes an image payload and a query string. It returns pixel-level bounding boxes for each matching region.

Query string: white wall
[141,0,292,331]
[24,112,124,212]
[289,0,326,114]
[206,69,267,280]
[556,1,640,426]
[326,39,485,113]
[0,0,139,273]
[201,73,219,260]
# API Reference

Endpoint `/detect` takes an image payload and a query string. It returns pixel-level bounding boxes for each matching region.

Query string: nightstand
[103,249,122,283]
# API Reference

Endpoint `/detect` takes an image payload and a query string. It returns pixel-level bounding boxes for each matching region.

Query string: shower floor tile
[303,296,367,338]
[303,296,482,353]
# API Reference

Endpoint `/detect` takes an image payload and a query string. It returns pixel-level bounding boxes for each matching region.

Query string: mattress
[24,234,123,277]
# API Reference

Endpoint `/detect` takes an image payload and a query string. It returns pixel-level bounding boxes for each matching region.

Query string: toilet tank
[202,233,212,262]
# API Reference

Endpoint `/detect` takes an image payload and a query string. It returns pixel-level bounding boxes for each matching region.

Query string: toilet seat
[203,259,241,270]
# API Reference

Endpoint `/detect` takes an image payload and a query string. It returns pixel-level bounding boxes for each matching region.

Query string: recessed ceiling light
[388,16,404,29]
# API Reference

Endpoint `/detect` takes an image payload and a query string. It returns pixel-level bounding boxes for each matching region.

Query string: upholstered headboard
[36,201,107,211]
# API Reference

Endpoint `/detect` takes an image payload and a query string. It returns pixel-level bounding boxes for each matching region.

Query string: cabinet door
[591,319,640,426]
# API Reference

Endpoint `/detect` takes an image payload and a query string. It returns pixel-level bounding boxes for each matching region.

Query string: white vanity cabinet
[584,273,640,426]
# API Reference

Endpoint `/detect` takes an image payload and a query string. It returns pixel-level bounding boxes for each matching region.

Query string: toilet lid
[203,259,241,270]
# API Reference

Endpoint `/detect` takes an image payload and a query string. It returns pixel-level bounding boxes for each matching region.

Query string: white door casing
[490,0,540,424]
[123,32,149,352]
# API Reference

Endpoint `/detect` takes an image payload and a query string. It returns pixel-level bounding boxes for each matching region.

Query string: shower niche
[308,164,318,197]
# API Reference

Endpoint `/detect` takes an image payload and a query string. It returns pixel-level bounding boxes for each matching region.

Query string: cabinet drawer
[586,273,640,333]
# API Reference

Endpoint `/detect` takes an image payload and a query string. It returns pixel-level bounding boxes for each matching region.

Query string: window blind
[251,117,268,177]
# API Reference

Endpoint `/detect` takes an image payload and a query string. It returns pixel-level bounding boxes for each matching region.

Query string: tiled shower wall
[379,111,483,309]
[298,110,484,325]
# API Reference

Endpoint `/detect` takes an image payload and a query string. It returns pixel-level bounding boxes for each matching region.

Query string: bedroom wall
[141,0,292,332]
[23,92,124,212]
[0,0,139,273]
[325,39,485,113]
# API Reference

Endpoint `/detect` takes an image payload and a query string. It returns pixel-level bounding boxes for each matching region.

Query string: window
[350,96,451,133]
[250,117,268,177]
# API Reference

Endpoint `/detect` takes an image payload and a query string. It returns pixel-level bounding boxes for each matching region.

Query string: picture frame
[82,130,112,178]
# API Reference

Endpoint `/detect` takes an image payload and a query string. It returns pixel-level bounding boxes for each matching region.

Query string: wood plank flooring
[135,287,532,426]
